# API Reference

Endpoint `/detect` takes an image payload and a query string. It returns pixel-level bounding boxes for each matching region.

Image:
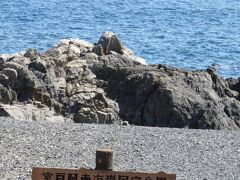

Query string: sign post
[96,148,113,170]
[32,149,176,180]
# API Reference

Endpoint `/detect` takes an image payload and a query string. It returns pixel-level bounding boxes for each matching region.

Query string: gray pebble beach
[0,118,239,180]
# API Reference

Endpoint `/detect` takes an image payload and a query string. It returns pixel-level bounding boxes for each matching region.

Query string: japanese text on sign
[32,168,176,180]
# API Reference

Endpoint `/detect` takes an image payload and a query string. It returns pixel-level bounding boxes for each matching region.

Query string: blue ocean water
[0,0,240,78]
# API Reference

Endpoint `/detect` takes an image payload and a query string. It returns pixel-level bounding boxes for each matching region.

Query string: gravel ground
[0,117,239,180]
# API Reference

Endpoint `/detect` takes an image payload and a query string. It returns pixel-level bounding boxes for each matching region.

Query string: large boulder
[93,32,147,65]
[93,31,123,55]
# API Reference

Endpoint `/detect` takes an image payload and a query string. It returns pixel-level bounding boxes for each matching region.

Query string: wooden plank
[32,167,176,180]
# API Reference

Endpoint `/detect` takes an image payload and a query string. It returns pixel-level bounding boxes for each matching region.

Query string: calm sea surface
[0,0,240,78]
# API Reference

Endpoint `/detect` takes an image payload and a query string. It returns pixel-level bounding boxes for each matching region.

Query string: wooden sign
[32,149,176,180]
[32,167,176,180]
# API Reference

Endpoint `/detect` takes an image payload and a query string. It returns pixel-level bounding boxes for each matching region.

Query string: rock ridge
[0,32,239,130]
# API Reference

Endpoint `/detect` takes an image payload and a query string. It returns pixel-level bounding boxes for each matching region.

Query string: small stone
[122,121,129,126]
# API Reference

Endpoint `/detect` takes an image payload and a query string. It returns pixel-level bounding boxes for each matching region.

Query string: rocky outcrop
[0,32,239,129]
[93,32,147,65]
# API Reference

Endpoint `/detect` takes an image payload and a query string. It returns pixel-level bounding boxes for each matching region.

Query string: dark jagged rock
[0,32,239,129]
[226,77,240,101]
